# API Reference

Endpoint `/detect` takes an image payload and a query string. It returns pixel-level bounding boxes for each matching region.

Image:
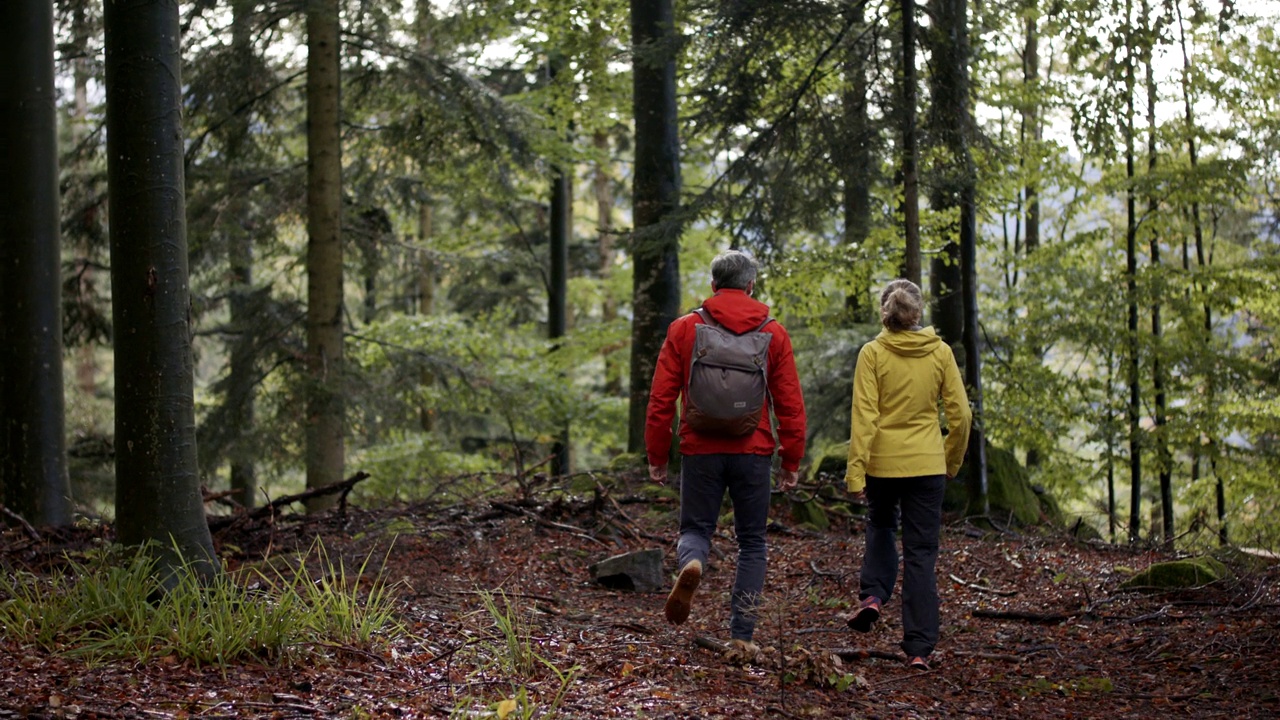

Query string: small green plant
[449,588,579,719]
[0,539,401,667]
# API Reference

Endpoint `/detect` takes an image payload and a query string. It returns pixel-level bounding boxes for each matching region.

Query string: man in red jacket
[646,250,807,651]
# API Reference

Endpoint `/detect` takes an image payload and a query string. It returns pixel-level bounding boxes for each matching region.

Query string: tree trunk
[0,0,73,528]
[103,0,216,576]
[899,0,921,285]
[305,0,345,512]
[417,203,437,432]
[1022,1,1043,469]
[841,0,873,322]
[628,0,682,454]
[1123,0,1143,543]
[1175,0,1223,546]
[71,4,98,396]
[549,139,571,477]
[225,0,257,508]
[925,0,965,349]
[1143,14,1172,544]
[594,131,623,396]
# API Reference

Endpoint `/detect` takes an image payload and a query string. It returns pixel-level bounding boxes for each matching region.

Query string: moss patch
[1118,556,1229,591]
[950,444,1062,528]
[790,499,830,531]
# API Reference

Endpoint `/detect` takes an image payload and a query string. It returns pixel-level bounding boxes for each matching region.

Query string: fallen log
[208,471,371,531]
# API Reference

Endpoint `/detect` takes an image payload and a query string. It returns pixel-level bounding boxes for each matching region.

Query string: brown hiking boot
[663,559,702,625]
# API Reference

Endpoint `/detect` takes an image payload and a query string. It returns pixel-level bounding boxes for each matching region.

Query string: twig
[949,573,1018,596]
[971,608,1076,624]
[950,650,1022,662]
[489,500,610,548]
[209,471,372,530]
[829,647,905,662]
[0,504,41,541]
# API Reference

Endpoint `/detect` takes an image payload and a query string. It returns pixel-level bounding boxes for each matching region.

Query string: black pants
[859,474,946,657]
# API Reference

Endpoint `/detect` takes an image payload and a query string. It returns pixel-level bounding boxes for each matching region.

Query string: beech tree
[0,0,73,528]
[305,0,345,511]
[627,0,682,453]
[103,0,215,575]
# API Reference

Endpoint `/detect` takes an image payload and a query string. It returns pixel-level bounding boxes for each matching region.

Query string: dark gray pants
[859,474,946,657]
[676,453,772,641]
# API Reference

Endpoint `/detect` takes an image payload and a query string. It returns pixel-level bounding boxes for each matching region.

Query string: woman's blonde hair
[879,279,924,331]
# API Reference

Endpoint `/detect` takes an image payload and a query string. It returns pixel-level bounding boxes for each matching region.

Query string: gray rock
[588,548,665,593]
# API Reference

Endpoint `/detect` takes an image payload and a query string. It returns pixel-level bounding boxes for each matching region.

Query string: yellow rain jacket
[844,327,972,493]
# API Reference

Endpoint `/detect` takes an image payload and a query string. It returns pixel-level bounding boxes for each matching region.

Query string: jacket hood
[700,289,772,334]
[875,326,941,357]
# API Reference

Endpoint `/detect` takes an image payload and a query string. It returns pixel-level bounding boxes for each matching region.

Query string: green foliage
[0,541,400,666]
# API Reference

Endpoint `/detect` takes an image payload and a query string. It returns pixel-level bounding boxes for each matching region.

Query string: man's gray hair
[710,250,759,290]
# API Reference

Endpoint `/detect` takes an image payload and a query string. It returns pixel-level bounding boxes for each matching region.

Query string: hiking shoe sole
[664,560,702,625]
[908,656,930,671]
[847,597,881,633]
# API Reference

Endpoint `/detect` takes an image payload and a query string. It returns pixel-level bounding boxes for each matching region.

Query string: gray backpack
[683,308,774,436]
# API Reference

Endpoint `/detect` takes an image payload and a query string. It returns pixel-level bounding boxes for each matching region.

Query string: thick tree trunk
[1124,1,1143,543]
[305,0,345,512]
[628,0,682,454]
[103,0,215,576]
[899,0,921,285]
[0,0,73,528]
[226,0,257,508]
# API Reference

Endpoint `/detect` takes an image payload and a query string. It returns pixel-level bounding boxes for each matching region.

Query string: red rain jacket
[644,289,807,472]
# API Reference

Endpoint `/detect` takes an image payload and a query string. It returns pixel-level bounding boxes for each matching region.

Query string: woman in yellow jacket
[844,279,971,671]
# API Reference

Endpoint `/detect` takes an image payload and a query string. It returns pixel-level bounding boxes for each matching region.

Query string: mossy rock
[811,442,850,482]
[606,452,648,473]
[1118,556,1229,591]
[949,444,1063,528]
[790,498,830,531]
[1066,516,1104,541]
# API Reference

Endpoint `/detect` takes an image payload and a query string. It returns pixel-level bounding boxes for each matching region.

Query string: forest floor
[2,475,1278,719]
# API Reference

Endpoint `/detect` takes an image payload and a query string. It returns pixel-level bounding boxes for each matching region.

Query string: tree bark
[1175,0,1223,545]
[550,134,572,476]
[305,0,345,512]
[1124,0,1143,543]
[225,0,257,508]
[628,0,682,454]
[0,0,73,528]
[1022,1,1043,469]
[1143,9,1172,544]
[899,0,921,286]
[594,131,623,396]
[417,203,437,432]
[103,0,215,576]
[841,0,874,322]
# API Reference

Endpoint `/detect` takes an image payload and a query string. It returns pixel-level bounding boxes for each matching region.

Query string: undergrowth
[0,539,401,667]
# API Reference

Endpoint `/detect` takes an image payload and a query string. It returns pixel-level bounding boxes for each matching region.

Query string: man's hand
[649,464,668,485]
[775,467,800,492]
[850,490,867,504]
